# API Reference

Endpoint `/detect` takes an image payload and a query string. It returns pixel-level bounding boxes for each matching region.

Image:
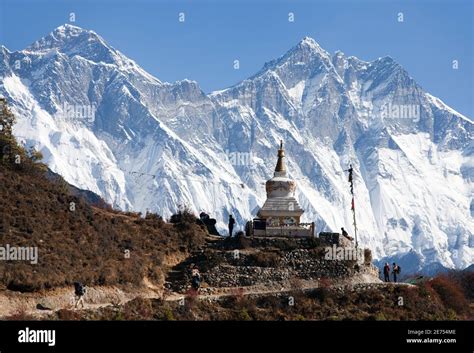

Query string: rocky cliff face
[0,25,472,271]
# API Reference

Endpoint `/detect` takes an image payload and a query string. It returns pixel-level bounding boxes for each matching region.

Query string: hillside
[0,163,208,292]
[0,100,207,292]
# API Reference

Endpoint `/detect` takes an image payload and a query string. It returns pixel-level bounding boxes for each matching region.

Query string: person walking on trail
[392,262,400,283]
[191,265,201,291]
[73,282,86,309]
[383,263,391,282]
[228,215,236,238]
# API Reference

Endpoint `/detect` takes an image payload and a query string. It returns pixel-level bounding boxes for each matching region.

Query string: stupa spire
[274,140,286,175]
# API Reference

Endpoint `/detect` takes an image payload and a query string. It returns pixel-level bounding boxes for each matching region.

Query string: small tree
[0,97,15,138]
[0,98,25,166]
[169,205,197,228]
[0,98,46,172]
[27,146,47,172]
[28,146,43,162]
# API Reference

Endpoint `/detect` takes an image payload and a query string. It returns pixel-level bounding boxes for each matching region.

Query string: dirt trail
[163,276,412,302]
[0,273,413,319]
[0,281,162,319]
[0,283,307,318]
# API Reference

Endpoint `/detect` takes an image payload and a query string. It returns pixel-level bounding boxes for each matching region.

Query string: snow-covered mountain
[1,24,472,272]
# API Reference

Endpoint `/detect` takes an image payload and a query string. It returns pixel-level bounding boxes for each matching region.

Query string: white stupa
[257,141,304,226]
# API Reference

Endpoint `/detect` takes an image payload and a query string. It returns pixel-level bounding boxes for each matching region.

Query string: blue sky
[0,0,472,117]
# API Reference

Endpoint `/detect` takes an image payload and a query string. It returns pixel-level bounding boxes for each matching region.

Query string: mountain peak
[50,24,102,44]
[299,36,317,46]
[370,55,407,77]
[376,55,396,63]
[53,23,91,36]
[28,24,98,49]
[248,36,332,84]
[17,24,162,85]
[24,24,126,66]
[295,36,327,54]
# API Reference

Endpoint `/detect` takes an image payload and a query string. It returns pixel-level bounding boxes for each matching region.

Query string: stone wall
[168,236,380,292]
[202,248,375,288]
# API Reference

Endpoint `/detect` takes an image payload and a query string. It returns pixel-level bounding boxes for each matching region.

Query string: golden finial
[275,140,286,173]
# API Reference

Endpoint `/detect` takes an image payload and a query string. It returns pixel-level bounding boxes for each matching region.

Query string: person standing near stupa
[228,214,236,238]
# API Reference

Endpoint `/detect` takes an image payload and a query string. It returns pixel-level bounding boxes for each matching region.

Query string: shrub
[229,287,247,308]
[450,271,474,301]
[162,306,175,321]
[235,233,251,249]
[221,232,251,250]
[5,306,35,321]
[364,248,372,264]
[184,288,199,309]
[239,308,252,321]
[123,297,154,320]
[428,275,469,315]
[249,251,281,267]
[145,211,164,227]
[57,309,82,320]
[277,239,298,251]
[169,205,197,226]
[306,237,320,249]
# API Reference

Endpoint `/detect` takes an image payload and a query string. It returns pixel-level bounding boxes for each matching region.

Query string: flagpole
[347,164,358,249]
[352,196,358,249]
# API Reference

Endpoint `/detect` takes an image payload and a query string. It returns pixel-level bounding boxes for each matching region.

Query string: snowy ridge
[0,25,472,272]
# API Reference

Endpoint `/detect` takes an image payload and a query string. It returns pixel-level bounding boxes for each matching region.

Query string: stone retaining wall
[203,248,376,288]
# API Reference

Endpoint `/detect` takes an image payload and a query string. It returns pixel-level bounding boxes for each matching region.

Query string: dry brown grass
[4,304,35,321]
[427,275,470,315]
[0,151,207,292]
[248,251,281,267]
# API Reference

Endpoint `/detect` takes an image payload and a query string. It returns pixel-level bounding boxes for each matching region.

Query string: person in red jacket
[383,263,390,282]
